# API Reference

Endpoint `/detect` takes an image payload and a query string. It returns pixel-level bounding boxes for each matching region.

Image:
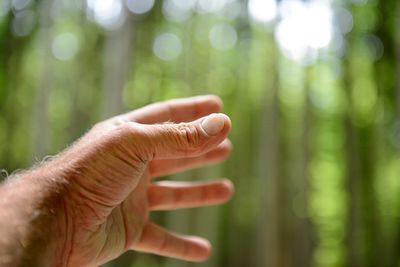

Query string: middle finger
[148,139,232,179]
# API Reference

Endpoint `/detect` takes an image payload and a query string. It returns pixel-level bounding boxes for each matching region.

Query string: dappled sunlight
[275,0,333,65]
[248,0,277,23]
[86,0,125,30]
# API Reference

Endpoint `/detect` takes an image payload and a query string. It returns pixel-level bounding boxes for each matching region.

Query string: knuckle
[115,122,135,136]
[113,122,142,144]
[174,123,202,148]
[101,123,136,152]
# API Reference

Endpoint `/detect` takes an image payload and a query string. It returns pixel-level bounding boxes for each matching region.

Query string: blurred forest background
[0,0,400,266]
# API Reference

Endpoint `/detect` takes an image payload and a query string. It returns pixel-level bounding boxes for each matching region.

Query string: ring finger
[147,179,234,211]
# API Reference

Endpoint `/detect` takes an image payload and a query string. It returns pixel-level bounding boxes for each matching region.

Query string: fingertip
[222,138,233,147]
[201,113,231,137]
[142,112,232,160]
[186,236,212,262]
[219,139,233,154]
[219,179,235,201]
[221,179,234,192]
[207,94,224,111]
[201,114,225,136]
[205,139,232,161]
[207,179,235,204]
[220,113,232,137]
[192,94,223,114]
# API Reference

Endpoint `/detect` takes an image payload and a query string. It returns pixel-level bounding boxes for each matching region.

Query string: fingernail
[201,114,225,136]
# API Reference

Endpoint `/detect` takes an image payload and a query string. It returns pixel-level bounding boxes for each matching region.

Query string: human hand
[44,95,233,266]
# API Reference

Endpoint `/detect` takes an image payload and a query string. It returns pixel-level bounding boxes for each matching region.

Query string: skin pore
[0,95,234,267]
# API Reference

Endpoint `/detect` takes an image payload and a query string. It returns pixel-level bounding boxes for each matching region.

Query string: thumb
[130,113,231,160]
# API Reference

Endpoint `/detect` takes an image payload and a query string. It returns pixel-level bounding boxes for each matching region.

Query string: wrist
[0,167,72,267]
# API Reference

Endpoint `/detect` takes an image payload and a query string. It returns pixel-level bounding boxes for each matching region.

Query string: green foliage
[0,0,399,266]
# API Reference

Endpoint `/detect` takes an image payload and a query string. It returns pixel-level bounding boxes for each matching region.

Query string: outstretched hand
[40,95,234,266]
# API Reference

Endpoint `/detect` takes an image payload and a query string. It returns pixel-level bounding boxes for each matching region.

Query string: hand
[47,95,233,266]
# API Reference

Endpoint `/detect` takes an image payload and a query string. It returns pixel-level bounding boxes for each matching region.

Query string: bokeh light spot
[162,0,195,23]
[153,33,182,61]
[248,0,277,23]
[52,33,79,61]
[196,0,230,14]
[125,0,154,15]
[365,34,384,61]
[335,6,353,34]
[11,9,35,37]
[275,0,333,65]
[87,0,125,30]
[219,1,242,21]
[209,24,237,51]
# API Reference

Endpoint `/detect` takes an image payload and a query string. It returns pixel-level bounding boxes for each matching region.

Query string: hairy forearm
[0,168,69,267]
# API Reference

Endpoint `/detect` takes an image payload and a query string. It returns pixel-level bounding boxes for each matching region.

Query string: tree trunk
[101,15,134,119]
[32,0,54,160]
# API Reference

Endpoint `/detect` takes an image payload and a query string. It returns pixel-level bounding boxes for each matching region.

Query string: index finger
[122,95,223,124]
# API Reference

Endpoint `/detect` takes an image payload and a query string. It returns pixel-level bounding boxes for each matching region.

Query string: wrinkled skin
[40,95,234,267]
